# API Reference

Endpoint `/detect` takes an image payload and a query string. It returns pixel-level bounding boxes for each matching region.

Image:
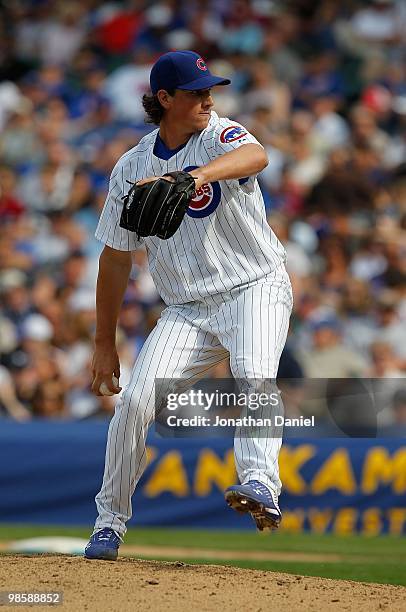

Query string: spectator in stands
[375,294,406,364]
[299,313,368,378]
[0,0,404,420]
[341,277,378,358]
[392,388,406,425]
[0,364,31,420]
[369,341,405,377]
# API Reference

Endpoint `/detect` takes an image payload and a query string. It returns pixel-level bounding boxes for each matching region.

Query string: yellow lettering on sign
[146,446,157,466]
[279,510,305,533]
[308,508,333,534]
[387,508,406,535]
[143,451,189,497]
[194,449,236,496]
[361,447,406,494]
[333,508,357,534]
[311,448,356,495]
[361,508,382,536]
[279,445,316,494]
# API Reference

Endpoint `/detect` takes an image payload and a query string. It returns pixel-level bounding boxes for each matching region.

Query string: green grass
[131,556,406,587]
[0,525,405,586]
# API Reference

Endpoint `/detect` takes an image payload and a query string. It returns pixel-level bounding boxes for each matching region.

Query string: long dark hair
[142,89,175,125]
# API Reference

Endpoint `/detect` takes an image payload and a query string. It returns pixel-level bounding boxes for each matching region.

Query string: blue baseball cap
[309,315,341,333]
[150,50,231,95]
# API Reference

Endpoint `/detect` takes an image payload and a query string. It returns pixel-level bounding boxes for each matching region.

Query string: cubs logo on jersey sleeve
[184,165,221,218]
[220,125,248,144]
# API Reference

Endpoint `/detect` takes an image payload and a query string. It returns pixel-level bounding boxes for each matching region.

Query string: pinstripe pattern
[94,268,292,536]
[93,111,293,536]
[95,112,287,305]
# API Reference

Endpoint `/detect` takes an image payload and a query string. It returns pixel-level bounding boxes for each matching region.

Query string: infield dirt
[1,554,405,612]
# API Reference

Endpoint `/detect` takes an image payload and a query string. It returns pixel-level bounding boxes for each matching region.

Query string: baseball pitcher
[85,51,293,560]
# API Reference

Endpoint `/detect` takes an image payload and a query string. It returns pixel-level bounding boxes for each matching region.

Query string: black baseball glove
[119,171,196,240]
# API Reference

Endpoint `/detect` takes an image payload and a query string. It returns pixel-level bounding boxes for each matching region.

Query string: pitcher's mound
[1,554,405,612]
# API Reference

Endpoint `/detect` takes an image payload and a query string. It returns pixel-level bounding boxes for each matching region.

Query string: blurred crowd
[0,0,405,422]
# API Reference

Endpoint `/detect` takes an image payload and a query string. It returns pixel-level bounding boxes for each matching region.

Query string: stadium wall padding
[0,421,405,534]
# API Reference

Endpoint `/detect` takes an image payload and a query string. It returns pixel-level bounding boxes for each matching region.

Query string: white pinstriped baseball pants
[94,267,293,536]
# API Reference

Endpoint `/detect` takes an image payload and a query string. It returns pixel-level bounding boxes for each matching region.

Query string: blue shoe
[84,528,121,560]
[225,480,282,531]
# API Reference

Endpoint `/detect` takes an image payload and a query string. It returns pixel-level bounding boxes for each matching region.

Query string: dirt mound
[1,554,405,612]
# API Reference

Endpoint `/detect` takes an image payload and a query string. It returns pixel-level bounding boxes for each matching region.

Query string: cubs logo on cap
[196,58,207,71]
[220,126,248,144]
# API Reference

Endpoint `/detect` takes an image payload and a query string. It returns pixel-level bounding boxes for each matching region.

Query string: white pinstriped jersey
[95,111,287,305]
